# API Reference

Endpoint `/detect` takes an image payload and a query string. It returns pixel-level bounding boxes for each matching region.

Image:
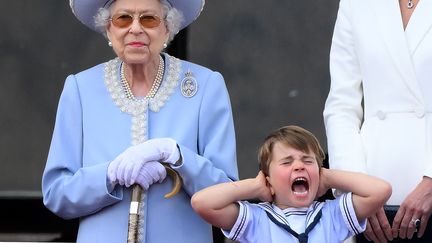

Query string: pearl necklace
[120,55,164,101]
[104,55,181,145]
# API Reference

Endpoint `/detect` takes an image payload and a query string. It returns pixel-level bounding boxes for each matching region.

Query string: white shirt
[223,193,366,243]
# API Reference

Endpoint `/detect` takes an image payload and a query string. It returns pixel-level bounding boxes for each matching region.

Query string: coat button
[414,108,425,118]
[377,111,386,120]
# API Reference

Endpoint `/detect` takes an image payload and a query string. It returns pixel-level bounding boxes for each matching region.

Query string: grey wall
[188,0,339,179]
[0,0,113,196]
[0,0,339,196]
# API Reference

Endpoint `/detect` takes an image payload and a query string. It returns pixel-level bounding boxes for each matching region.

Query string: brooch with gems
[181,70,198,98]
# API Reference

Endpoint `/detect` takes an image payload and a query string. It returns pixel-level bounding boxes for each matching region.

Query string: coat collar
[405,0,432,53]
[257,201,324,230]
[370,0,431,102]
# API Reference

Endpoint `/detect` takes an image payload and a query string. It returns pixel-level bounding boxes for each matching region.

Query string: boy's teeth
[293,191,308,195]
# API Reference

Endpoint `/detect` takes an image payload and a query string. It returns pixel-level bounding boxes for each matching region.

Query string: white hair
[94,0,184,43]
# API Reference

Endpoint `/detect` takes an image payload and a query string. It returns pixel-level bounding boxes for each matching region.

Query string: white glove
[107,138,180,187]
[135,161,167,190]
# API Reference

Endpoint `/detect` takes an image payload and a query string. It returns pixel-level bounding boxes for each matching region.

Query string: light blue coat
[42,53,238,243]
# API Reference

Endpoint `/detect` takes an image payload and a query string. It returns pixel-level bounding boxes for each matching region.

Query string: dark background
[0,0,339,241]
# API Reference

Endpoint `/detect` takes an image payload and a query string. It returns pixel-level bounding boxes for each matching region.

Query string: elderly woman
[41,0,238,242]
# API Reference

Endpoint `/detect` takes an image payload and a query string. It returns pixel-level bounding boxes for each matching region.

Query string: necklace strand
[121,55,164,101]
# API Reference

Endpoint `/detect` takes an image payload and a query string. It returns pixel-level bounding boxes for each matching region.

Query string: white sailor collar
[257,201,324,231]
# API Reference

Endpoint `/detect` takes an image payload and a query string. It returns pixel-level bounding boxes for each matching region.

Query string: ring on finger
[411,218,421,231]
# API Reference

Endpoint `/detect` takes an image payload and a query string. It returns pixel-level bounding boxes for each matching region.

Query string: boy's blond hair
[258,125,326,176]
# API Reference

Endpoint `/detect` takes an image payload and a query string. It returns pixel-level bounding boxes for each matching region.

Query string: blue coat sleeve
[42,75,122,219]
[175,71,239,194]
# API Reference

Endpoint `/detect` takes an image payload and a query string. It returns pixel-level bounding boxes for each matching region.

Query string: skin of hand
[318,168,392,242]
[363,207,393,242]
[316,168,330,199]
[256,171,274,202]
[392,176,432,240]
[317,168,391,222]
[191,171,272,230]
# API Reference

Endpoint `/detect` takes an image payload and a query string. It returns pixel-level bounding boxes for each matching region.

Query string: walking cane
[127,164,182,243]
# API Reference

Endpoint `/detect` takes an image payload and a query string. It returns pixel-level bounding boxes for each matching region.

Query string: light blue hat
[69,0,205,32]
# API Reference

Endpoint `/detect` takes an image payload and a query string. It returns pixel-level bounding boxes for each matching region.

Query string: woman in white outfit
[324,0,432,242]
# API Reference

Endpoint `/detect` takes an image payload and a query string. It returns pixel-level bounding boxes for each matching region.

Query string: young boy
[192,125,391,243]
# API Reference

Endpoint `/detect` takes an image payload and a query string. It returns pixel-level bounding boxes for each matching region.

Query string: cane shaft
[127,185,143,243]
[126,165,181,242]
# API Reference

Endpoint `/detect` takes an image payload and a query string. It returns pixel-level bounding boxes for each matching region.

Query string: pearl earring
[108,41,112,47]
[163,43,168,48]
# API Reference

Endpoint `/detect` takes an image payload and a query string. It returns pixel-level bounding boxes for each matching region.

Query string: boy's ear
[266,176,275,196]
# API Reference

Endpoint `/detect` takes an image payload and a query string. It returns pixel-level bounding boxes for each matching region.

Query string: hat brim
[70,0,204,33]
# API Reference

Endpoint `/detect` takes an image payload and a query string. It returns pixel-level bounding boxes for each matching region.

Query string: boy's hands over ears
[255,171,273,202]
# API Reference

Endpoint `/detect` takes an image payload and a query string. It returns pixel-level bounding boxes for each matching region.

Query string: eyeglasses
[110,13,162,29]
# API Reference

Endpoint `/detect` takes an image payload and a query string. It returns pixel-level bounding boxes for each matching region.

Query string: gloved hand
[107,138,180,187]
[135,161,167,190]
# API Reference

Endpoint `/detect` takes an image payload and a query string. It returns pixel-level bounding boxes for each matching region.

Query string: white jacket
[324,0,432,205]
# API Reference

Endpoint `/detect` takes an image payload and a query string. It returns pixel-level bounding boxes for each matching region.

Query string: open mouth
[291,177,309,195]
